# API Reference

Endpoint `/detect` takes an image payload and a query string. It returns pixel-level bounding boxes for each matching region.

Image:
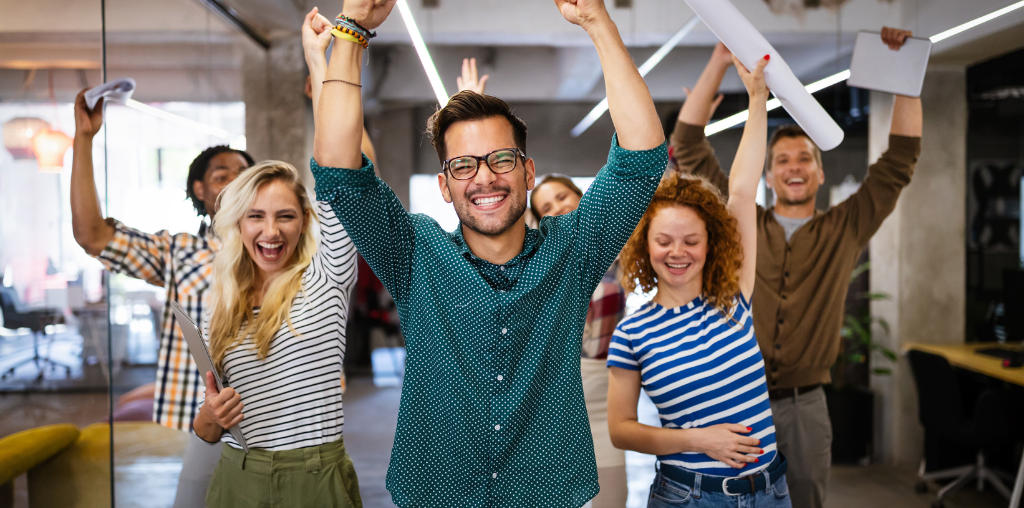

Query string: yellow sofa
[0,423,80,508]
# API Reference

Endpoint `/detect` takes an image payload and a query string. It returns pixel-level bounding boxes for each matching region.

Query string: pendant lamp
[32,128,73,173]
[3,117,51,160]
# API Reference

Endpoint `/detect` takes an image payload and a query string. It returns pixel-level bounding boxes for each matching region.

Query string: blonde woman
[192,161,360,507]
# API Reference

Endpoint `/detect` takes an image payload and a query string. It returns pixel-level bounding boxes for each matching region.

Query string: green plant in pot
[826,261,898,464]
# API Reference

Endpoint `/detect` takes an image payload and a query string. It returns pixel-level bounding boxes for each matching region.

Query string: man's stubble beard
[450,176,528,237]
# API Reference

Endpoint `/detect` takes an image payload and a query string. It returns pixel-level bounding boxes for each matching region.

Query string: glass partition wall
[102,2,247,507]
[2,1,249,506]
[0,1,112,506]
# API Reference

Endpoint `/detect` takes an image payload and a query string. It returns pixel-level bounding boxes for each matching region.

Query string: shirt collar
[452,224,542,267]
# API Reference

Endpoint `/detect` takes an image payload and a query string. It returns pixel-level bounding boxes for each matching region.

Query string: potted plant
[826,261,898,464]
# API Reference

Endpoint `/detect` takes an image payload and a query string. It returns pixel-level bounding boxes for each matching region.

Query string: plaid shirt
[580,261,625,360]
[96,218,219,431]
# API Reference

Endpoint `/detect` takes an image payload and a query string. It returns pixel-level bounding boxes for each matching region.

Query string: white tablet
[848,31,932,98]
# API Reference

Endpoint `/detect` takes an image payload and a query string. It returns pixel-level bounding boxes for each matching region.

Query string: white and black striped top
[200,201,357,451]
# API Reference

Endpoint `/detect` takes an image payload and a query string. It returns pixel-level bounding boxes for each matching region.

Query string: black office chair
[0,285,71,380]
[908,349,1017,507]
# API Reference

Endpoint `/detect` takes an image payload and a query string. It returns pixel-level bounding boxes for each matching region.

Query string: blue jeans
[647,469,792,508]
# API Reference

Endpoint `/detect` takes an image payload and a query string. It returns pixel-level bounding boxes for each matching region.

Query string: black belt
[659,453,787,495]
[767,383,821,401]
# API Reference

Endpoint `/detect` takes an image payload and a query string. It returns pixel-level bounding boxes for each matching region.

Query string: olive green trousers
[206,439,362,508]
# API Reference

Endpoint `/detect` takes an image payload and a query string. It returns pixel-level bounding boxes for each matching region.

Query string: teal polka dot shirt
[312,135,667,508]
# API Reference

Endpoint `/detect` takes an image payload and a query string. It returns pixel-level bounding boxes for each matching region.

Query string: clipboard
[848,31,932,98]
[171,302,249,453]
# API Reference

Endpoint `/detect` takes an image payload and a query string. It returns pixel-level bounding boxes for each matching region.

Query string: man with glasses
[303,0,666,505]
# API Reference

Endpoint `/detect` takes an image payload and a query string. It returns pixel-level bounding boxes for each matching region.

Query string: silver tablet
[171,302,249,453]
[848,31,932,98]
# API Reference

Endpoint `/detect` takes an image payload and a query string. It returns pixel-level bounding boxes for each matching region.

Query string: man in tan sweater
[670,29,922,508]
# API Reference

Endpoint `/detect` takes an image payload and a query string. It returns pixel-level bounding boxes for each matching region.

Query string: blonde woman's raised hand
[457,58,489,95]
[341,0,398,31]
[302,7,334,73]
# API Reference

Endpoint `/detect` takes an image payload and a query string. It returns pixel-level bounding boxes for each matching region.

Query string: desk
[906,342,1024,508]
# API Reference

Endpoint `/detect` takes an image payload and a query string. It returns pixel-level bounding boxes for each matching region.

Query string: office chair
[0,286,71,381]
[908,349,1017,508]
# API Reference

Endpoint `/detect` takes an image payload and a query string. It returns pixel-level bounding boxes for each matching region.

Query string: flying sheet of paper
[84,78,136,109]
[682,0,845,151]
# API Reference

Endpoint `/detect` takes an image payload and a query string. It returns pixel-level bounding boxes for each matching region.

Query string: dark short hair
[186,146,255,216]
[426,90,528,165]
[767,124,822,172]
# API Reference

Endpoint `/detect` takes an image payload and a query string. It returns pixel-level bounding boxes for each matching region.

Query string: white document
[84,78,136,109]
[848,31,932,98]
[682,0,845,151]
[170,302,249,453]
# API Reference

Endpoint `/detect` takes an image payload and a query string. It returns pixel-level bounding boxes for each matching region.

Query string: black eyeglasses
[443,148,526,180]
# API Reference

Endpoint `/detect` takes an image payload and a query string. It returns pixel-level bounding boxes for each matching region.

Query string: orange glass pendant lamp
[3,117,50,160]
[31,128,73,173]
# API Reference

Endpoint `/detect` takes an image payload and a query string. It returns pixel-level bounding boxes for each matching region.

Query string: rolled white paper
[84,78,136,109]
[682,0,844,151]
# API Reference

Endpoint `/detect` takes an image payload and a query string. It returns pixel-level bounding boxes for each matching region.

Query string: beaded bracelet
[335,14,376,39]
[331,27,368,48]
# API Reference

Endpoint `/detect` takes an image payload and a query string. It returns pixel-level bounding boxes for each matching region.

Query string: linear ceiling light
[571,15,701,137]
[397,0,449,106]
[705,0,1024,136]
[124,99,230,139]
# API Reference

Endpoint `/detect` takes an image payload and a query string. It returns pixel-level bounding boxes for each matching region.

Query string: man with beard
[303,0,666,505]
[669,30,922,508]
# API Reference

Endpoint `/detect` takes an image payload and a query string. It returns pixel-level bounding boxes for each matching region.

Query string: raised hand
[553,0,610,31]
[456,58,489,95]
[683,87,724,125]
[733,54,769,102]
[342,0,398,31]
[199,371,244,430]
[881,27,912,50]
[710,42,733,68]
[689,423,763,469]
[73,89,104,140]
[302,7,335,71]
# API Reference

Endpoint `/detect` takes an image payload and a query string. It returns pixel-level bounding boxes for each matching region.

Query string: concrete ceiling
[1,0,1024,104]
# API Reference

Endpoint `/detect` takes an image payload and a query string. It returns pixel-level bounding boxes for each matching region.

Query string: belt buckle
[722,477,742,496]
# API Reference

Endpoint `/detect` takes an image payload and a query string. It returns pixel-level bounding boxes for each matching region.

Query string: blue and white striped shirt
[607,295,777,477]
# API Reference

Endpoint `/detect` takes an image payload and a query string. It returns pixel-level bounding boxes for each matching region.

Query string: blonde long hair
[207,161,319,371]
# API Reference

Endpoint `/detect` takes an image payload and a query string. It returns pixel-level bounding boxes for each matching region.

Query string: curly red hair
[620,173,743,317]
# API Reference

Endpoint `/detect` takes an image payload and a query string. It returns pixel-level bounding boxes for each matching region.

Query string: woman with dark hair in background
[531,175,629,508]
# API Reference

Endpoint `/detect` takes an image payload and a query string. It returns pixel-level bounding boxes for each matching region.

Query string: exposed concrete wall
[242,36,308,171]
[870,67,967,468]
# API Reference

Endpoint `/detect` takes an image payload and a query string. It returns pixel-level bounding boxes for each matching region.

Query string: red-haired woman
[607,56,791,507]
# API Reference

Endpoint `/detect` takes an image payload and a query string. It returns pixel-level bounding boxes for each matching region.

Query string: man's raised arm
[70,90,115,256]
[670,44,731,195]
[555,0,663,151]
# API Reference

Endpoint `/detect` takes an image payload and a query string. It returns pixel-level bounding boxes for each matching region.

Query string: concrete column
[242,36,308,172]
[869,67,967,468]
[368,108,417,209]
